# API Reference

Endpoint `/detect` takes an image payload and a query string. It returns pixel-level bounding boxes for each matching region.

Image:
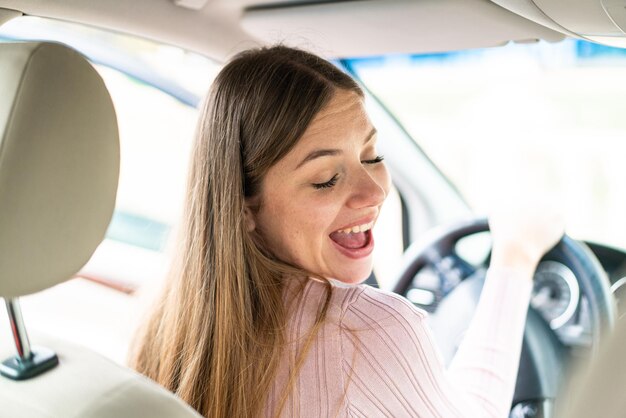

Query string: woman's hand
[488,204,565,277]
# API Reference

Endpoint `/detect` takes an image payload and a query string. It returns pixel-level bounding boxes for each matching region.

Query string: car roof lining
[0,0,566,62]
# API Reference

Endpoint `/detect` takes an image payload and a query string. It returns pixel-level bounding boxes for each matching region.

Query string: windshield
[348,39,626,252]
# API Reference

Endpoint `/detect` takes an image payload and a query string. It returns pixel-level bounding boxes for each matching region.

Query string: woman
[130,45,562,418]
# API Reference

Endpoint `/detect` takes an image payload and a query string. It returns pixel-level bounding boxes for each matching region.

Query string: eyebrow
[295,128,377,169]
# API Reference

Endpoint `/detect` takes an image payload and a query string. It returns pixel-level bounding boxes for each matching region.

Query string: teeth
[338,221,374,234]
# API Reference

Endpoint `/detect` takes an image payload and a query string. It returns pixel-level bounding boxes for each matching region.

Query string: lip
[332,216,377,234]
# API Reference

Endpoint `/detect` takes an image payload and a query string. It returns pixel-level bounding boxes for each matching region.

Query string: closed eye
[312,174,339,190]
[362,155,384,164]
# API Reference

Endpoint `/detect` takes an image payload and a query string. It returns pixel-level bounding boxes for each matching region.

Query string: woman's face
[249,89,391,284]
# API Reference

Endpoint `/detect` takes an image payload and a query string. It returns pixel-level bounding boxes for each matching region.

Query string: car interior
[0,1,625,417]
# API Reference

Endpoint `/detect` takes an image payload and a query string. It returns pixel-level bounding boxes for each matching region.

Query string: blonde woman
[130,45,562,418]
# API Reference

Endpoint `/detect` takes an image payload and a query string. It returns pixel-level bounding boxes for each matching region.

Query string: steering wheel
[393,218,615,417]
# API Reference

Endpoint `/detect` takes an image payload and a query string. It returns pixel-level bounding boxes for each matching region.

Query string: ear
[243,199,258,232]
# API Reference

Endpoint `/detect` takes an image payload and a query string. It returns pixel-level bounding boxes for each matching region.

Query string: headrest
[0,42,119,297]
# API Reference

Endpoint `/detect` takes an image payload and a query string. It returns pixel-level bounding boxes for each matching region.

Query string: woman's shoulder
[295,278,428,331]
[324,279,428,326]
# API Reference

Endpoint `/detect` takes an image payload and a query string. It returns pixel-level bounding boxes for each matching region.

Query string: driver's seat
[0,41,201,418]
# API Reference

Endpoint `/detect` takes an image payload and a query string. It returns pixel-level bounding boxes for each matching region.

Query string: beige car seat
[0,41,201,418]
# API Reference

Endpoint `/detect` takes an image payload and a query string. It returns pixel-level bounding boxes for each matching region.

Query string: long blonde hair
[129,45,363,418]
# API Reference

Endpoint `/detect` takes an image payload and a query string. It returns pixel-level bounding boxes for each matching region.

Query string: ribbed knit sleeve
[340,267,532,418]
[265,267,533,417]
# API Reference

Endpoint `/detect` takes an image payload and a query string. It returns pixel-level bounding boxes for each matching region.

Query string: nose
[346,164,389,209]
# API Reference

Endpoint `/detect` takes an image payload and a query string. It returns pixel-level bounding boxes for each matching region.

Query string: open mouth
[329,221,375,258]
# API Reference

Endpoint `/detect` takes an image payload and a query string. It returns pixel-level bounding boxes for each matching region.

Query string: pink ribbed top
[264,267,532,417]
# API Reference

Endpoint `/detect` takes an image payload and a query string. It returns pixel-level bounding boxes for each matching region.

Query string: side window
[0,17,220,291]
[81,65,205,290]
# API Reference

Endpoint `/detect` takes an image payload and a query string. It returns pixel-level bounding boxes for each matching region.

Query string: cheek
[256,191,326,251]
[286,195,336,245]
[288,199,341,272]
[259,191,340,263]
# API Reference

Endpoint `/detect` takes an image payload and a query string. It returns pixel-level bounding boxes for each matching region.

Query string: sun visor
[241,0,565,58]
[0,42,119,297]
[491,0,626,46]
